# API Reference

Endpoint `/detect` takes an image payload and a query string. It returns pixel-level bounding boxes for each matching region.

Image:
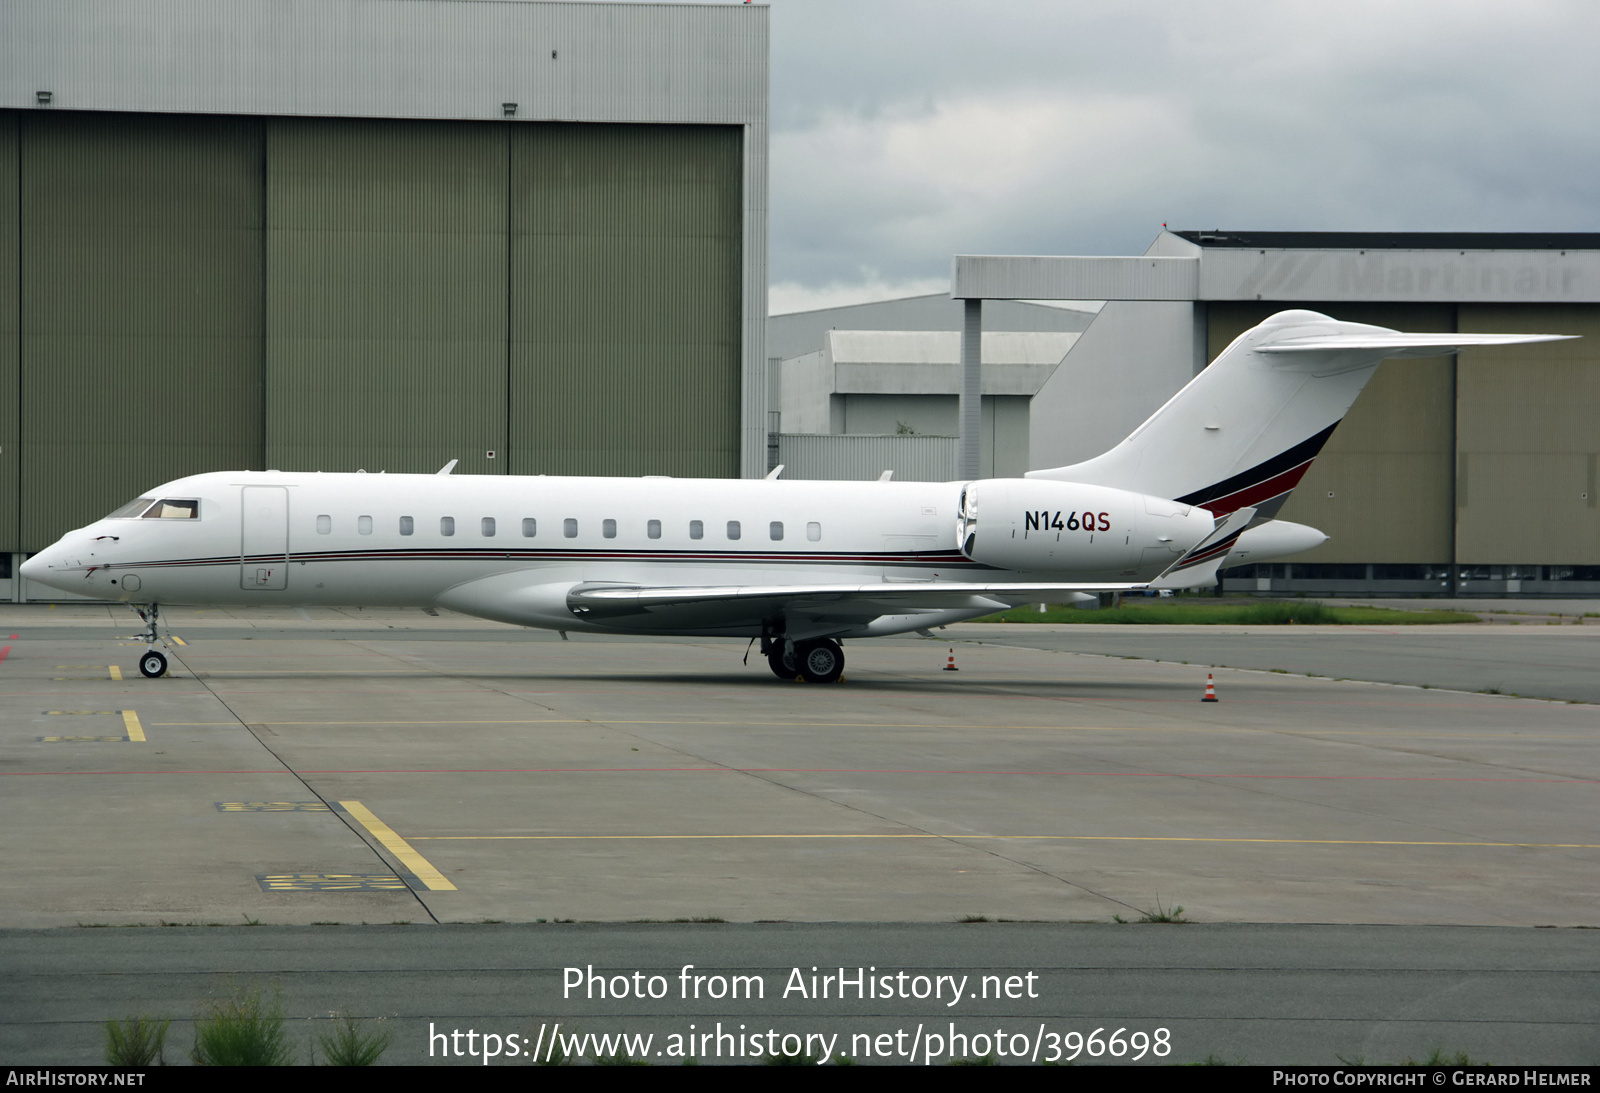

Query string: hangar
[0,0,769,597]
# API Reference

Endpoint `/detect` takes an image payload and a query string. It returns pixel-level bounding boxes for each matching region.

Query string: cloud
[768,0,1600,303]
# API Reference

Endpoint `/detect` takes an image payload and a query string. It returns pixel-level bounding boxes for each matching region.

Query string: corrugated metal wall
[16,111,264,547]
[509,124,741,477]
[1457,304,1600,564]
[2,110,744,550]
[778,435,957,483]
[0,113,17,550]
[265,118,509,475]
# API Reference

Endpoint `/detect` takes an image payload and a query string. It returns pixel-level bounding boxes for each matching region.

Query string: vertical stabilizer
[1026,310,1573,517]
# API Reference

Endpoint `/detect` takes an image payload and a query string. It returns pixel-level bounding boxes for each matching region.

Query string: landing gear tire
[138,650,167,679]
[766,645,797,680]
[795,639,844,684]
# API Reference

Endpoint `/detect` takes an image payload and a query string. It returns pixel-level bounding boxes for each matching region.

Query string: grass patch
[105,1016,170,1066]
[314,1014,391,1066]
[975,599,1478,625]
[191,984,294,1066]
[1403,1048,1484,1066]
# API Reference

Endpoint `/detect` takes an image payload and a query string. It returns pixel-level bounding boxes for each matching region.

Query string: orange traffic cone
[1201,673,1218,702]
[944,647,959,671]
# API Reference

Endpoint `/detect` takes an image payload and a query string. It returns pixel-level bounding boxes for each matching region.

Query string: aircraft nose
[20,541,72,587]
[18,550,48,580]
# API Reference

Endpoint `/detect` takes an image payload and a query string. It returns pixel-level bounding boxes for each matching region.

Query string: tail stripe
[1174,422,1337,514]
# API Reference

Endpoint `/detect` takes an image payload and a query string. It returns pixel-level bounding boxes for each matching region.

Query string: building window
[647,519,662,539]
[315,515,332,535]
[689,520,703,540]
[603,518,617,539]
[522,518,537,537]
[770,521,783,541]
[564,518,578,538]
[482,517,496,537]
[807,522,821,541]
[400,516,414,536]
[357,515,373,536]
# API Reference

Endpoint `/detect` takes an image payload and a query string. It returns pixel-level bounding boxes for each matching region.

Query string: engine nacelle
[957,479,1213,577]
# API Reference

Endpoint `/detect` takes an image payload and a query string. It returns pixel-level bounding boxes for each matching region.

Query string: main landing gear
[129,603,170,678]
[764,637,845,684]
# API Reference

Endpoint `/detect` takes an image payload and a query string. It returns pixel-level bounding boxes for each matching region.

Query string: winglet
[766,464,784,480]
[1150,506,1257,590]
[878,470,894,481]
[436,459,458,476]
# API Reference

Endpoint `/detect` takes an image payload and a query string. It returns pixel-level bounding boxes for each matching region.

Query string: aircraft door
[240,486,289,591]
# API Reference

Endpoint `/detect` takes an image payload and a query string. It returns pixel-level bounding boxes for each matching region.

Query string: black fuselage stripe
[116,548,989,571]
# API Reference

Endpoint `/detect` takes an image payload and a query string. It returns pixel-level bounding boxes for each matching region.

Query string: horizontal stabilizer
[1256,332,1576,357]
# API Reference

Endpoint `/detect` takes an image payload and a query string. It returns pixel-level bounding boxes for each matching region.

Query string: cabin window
[602,518,617,539]
[807,521,821,542]
[727,520,741,541]
[563,518,578,538]
[399,516,414,536]
[689,520,703,540]
[315,514,332,535]
[770,521,783,541]
[440,517,455,537]
[522,518,537,537]
[358,515,373,536]
[647,519,661,539]
[482,517,496,537]
[141,499,200,519]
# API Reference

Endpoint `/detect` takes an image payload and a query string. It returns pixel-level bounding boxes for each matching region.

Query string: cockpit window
[143,499,200,519]
[108,498,157,519]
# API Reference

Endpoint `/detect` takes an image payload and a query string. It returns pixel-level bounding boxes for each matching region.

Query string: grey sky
[766,0,1600,311]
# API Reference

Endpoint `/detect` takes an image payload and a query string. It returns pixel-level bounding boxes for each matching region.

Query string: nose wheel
[127,603,171,678]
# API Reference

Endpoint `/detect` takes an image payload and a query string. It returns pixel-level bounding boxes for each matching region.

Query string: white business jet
[21,310,1572,682]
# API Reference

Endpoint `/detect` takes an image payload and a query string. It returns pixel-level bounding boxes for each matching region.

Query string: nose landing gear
[128,604,171,678]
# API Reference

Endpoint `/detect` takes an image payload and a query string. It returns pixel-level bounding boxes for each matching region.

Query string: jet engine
[957,479,1213,577]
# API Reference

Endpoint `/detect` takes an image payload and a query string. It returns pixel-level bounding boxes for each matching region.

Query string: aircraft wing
[567,579,1145,621]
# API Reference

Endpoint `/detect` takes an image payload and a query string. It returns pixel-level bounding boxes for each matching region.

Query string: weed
[949,1054,999,1065]
[314,1014,391,1066]
[105,1016,170,1066]
[1479,687,1502,695]
[1187,1053,1239,1065]
[1403,1048,1482,1066]
[191,984,294,1066]
[1137,897,1188,924]
[595,1051,651,1066]
[959,915,990,923]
